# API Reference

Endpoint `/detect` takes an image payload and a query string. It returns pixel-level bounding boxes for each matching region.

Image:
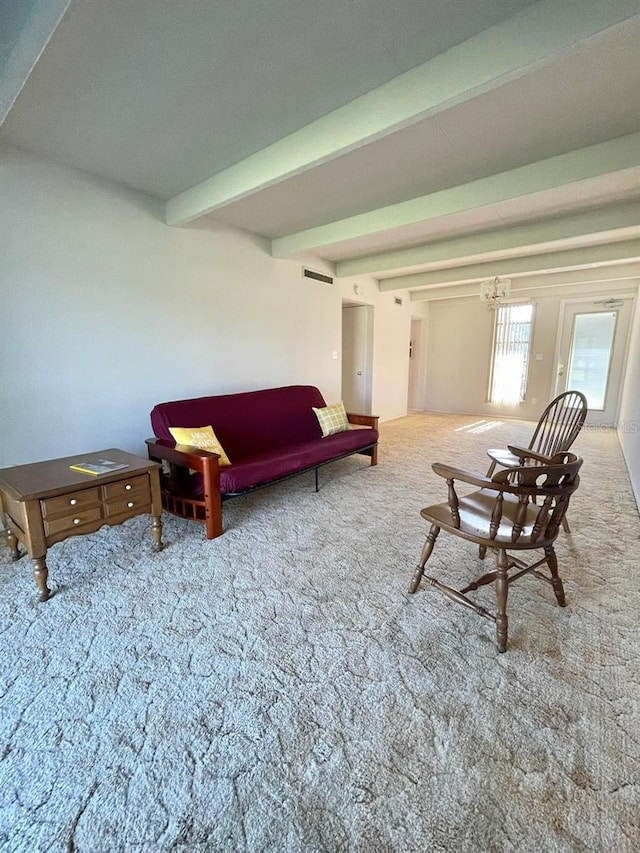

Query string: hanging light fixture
[480,276,511,307]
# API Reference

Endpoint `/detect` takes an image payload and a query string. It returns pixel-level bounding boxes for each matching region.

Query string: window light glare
[455,420,504,433]
[489,303,534,405]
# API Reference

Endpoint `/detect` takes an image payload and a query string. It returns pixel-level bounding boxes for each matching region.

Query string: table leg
[32,555,52,602]
[151,514,164,552]
[6,528,21,561]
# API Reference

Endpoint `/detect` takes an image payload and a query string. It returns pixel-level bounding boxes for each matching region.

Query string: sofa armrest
[347,413,379,429]
[146,438,223,539]
[145,437,221,472]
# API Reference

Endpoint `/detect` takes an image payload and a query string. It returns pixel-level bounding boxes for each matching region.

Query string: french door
[554,297,634,426]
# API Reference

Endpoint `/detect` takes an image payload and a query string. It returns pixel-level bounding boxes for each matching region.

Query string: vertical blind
[489,303,534,404]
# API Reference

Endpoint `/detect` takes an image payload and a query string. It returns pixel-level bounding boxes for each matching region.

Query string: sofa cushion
[151,385,327,460]
[222,427,378,493]
[168,425,231,465]
[313,401,350,437]
[186,426,378,495]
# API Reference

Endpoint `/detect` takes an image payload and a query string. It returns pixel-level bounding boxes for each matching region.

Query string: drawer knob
[70,498,77,506]
[125,484,132,491]
[127,501,134,508]
[73,518,81,525]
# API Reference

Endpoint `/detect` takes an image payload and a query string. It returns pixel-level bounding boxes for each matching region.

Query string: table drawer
[44,506,103,537]
[104,495,151,518]
[102,475,149,501]
[41,487,101,518]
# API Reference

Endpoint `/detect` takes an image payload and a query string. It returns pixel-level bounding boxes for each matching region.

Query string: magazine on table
[69,458,129,476]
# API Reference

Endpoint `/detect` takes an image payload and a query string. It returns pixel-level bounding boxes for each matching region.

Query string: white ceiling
[2,0,639,297]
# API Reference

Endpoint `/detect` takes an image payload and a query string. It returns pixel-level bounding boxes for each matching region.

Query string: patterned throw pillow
[168,425,231,465]
[312,401,350,437]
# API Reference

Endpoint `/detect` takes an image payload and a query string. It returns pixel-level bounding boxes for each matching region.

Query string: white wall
[618,294,640,510]
[422,291,640,420]
[0,146,411,467]
[423,296,563,419]
[333,276,414,422]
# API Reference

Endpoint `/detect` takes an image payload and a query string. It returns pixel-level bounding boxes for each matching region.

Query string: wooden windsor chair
[408,451,583,652]
[485,390,587,534]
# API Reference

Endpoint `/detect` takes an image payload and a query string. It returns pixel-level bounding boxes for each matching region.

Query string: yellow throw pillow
[312,401,350,437]
[168,425,231,466]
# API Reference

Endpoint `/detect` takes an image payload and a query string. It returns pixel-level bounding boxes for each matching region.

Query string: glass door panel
[555,298,634,426]
[566,312,616,410]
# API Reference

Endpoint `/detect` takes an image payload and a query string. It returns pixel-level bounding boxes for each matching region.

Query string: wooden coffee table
[0,449,163,601]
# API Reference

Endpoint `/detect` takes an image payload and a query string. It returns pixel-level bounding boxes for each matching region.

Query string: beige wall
[618,295,640,510]
[0,145,413,467]
[333,275,414,421]
[423,296,562,420]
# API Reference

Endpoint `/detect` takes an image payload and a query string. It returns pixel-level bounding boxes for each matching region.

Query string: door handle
[557,363,565,376]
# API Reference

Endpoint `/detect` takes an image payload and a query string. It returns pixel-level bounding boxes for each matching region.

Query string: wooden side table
[0,449,164,601]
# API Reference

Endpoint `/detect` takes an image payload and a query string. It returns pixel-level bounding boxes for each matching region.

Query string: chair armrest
[347,413,379,428]
[507,445,552,465]
[431,462,493,489]
[145,438,221,473]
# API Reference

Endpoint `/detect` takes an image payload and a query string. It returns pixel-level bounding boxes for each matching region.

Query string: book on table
[69,459,129,476]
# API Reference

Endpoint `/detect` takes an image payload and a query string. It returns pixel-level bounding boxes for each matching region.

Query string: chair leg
[409,524,440,593]
[495,549,509,653]
[561,515,570,533]
[486,460,497,477]
[544,545,566,607]
[479,545,487,560]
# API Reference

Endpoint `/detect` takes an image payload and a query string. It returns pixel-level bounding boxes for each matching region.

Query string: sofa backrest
[150,385,327,461]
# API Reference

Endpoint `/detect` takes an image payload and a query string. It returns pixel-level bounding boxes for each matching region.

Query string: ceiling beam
[271,134,640,258]
[0,0,70,125]
[336,203,640,278]
[409,265,640,302]
[379,240,640,291]
[166,0,640,227]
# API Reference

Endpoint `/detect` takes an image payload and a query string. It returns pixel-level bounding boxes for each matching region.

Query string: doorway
[341,302,373,413]
[407,316,425,411]
[554,296,635,426]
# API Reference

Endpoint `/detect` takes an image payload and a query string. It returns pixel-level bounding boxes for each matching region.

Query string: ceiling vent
[302,267,334,285]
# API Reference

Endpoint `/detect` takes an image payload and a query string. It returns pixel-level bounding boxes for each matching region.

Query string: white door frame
[341,301,374,414]
[407,315,426,411]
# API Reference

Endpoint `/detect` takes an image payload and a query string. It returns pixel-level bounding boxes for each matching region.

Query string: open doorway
[341,301,373,413]
[407,315,426,411]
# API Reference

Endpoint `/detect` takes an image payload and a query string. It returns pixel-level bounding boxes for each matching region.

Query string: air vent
[394,297,403,305]
[302,267,334,285]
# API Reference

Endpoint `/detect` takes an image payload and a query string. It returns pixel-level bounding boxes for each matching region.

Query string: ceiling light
[480,277,511,307]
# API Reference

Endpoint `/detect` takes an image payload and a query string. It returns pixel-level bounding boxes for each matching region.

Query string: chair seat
[421,490,554,549]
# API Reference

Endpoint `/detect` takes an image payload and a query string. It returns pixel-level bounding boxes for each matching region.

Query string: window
[489,303,534,404]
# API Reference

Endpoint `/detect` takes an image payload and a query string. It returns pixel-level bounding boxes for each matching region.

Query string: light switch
[535,353,544,361]
[332,351,339,360]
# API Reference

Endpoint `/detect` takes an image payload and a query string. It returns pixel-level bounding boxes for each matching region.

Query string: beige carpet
[1,412,639,852]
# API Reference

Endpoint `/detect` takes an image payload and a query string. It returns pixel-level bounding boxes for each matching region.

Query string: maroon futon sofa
[146,385,379,539]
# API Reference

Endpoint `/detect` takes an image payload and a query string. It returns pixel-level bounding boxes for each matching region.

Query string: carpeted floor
[1,412,639,852]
